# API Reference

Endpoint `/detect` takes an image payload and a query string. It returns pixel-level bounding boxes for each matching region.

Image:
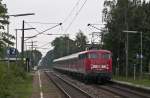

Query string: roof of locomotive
[53,50,111,62]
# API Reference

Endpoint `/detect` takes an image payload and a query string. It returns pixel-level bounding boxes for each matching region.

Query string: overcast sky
[2,0,106,56]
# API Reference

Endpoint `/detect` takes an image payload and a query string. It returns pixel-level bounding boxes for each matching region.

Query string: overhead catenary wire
[38,42,51,49]
[25,22,62,35]
[63,0,81,23]
[25,22,41,34]
[24,22,62,41]
[33,23,62,36]
[23,21,62,55]
[65,0,88,33]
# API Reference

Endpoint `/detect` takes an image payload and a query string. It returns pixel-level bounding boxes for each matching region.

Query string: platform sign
[136,53,143,59]
[7,48,17,57]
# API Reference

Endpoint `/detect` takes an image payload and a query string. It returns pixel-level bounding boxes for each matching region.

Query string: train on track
[53,50,112,83]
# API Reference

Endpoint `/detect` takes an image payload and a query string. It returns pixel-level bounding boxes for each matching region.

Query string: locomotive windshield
[79,53,88,59]
[102,53,111,59]
[88,52,111,59]
[79,52,111,59]
[88,53,99,59]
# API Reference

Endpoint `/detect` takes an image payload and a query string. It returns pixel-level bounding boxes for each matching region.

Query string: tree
[102,0,150,75]
[40,50,54,66]
[51,35,76,59]
[75,30,88,52]
[0,1,14,58]
[23,50,42,66]
[42,31,88,66]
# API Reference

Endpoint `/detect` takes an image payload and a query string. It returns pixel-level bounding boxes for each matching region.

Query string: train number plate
[91,65,100,69]
[91,64,107,69]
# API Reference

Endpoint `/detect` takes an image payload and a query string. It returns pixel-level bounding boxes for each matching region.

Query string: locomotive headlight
[106,65,109,69]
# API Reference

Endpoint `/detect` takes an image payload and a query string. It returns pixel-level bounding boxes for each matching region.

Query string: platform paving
[30,70,63,98]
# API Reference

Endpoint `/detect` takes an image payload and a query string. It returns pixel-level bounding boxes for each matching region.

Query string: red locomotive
[53,50,112,83]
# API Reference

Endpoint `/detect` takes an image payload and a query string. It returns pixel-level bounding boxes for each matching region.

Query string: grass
[13,74,33,98]
[0,62,33,98]
[113,75,150,87]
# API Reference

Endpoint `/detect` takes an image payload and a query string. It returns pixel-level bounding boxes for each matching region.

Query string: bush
[0,62,30,98]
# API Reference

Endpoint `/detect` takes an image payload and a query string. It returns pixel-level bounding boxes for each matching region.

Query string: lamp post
[20,23,36,64]
[8,13,35,65]
[123,30,142,79]
[2,13,35,69]
[15,28,36,71]
[7,13,35,52]
[140,31,143,78]
[15,29,18,63]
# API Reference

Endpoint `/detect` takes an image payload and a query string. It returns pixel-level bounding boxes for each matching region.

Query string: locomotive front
[84,50,112,81]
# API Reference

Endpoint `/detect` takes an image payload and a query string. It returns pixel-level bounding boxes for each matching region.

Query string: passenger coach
[53,50,112,82]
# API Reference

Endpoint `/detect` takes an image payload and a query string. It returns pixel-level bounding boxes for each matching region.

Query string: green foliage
[40,50,54,66]
[102,0,150,75]
[51,31,88,59]
[23,50,42,66]
[12,75,33,98]
[0,0,14,58]
[0,1,32,98]
[42,31,88,66]
[75,30,88,52]
[51,35,77,59]
[0,62,32,98]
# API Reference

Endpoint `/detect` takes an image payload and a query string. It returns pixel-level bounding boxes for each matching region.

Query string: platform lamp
[2,13,35,69]
[123,30,142,79]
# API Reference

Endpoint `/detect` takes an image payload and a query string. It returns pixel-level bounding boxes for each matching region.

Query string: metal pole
[140,32,143,78]
[117,57,120,77]
[134,64,136,80]
[149,61,150,74]
[126,32,128,79]
[15,29,18,63]
[7,18,10,70]
[21,20,25,64]
[101,32,104,48]
[32,41,33,67]
[67,34,69,54]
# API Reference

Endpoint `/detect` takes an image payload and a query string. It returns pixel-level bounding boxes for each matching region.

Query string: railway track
[45,71,92,98]
[53,71,150,98]
[53,71,123,98]
[97,83,150,98]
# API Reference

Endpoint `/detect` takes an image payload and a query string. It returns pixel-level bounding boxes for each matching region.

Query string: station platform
[112,79,150,91]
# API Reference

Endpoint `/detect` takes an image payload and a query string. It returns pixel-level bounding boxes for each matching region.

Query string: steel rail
[44,72,71,98]
[46,71,93,98]
[53,73,92,98]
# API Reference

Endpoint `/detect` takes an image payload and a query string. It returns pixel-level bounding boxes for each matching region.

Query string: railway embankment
[112,79,150,92]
